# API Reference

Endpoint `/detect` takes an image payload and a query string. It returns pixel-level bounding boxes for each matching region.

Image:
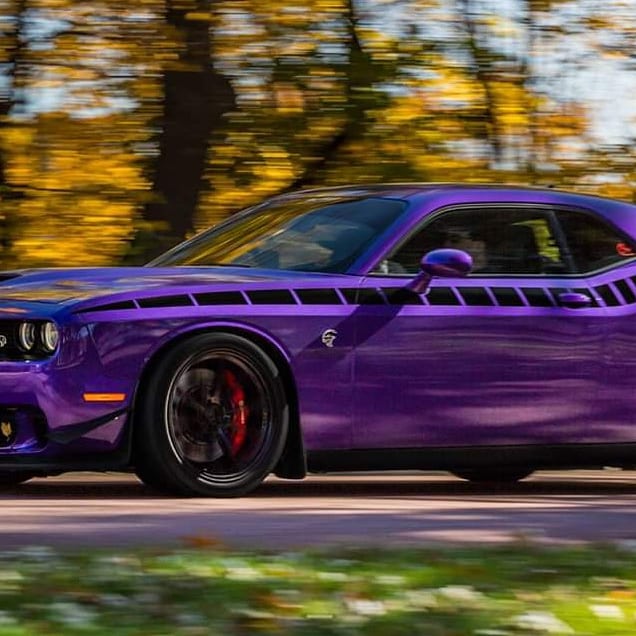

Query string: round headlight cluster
[41,322,60,352]
[17,321,59,354]
[17,322,37,351]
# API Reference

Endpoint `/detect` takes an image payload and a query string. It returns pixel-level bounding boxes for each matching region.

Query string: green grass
[2,544,636,634]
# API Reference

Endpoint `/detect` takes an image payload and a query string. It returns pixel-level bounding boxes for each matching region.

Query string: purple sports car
[1,183,636,496]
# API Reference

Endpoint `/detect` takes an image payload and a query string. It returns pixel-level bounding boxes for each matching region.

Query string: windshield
[150,195,408,273]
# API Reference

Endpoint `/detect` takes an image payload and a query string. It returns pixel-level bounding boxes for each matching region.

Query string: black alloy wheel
[134,333,289,497]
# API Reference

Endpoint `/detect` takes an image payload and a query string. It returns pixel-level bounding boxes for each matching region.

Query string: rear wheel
[452,469,533,483]
[134,333,288,497]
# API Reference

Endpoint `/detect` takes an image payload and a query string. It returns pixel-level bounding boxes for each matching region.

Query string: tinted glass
[151,196,407,273]
[379,207,567,275]
[556,209,636,273]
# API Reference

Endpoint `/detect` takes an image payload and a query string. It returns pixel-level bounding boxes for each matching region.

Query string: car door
[351,203,609,449]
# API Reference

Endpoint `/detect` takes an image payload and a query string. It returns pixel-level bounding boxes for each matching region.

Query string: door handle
[557,291,592,309]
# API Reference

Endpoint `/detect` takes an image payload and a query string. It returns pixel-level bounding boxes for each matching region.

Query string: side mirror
[421,248,473,278]
[408,249,473,294]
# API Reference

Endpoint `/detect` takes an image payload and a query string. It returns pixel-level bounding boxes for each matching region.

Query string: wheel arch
[130,323,306,480]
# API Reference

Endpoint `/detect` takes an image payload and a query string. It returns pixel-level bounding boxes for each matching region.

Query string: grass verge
[1,543,636,634]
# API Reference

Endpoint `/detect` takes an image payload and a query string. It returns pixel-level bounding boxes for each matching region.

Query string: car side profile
[0,183,636,496]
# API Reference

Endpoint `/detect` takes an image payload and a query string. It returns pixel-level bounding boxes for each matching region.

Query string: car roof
[280,182,632,204]
[274,183,426,200]
[280,183,636,221]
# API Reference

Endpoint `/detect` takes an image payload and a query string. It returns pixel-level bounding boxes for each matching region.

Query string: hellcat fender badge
[0,335,7,348]
[321,328,338,348]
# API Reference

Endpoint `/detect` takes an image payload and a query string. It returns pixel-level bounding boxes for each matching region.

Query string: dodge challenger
[0,183,635,496]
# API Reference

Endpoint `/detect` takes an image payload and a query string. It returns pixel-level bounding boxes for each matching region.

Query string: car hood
[0,266,332,305]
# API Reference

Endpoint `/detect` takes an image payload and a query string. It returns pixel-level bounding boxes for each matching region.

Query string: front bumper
[0,358,133,468]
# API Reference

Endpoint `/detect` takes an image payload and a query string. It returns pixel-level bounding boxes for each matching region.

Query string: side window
[556,209,635,273]
[379,207,568,275]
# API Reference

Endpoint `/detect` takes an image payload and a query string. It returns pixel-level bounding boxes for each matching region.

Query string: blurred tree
[201,0,409,226]
[201,0,351,225]
[0,0,166,267]
[0,0,26,256]
[0,0,634,268]
[201,0,601,227]
[134,0,235,260]
[285,0,378,189]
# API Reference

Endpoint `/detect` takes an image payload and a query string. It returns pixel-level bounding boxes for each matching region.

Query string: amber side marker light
[83,393,127,402]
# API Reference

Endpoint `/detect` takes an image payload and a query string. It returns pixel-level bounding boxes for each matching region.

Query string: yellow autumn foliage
[0,0,634,267]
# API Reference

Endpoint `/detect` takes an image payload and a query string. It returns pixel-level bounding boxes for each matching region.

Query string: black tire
[134,333,289,497]
[0,473,32,487]
[452,469,533,483]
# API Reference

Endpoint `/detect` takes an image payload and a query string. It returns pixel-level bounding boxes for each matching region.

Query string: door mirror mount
[407,249,473,294]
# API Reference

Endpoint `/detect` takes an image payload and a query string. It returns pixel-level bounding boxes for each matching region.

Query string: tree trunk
[287,0,372,191]
[135,0,235,261]
[459,0,503,165]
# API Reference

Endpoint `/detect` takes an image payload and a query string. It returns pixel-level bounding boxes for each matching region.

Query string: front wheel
[134,333,289,497]
[451,469,533,483]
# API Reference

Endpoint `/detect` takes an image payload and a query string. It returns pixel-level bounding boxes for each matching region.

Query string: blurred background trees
[0,0,634,267]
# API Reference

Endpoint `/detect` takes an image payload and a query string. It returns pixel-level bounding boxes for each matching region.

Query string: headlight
[17,322,37,351]
[40,322,59,352]
[17,321,59,354]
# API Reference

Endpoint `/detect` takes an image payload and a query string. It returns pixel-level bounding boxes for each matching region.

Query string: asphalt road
[2,471,636,550]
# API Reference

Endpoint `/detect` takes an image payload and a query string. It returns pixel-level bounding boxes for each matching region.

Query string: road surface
[2,471,636,549]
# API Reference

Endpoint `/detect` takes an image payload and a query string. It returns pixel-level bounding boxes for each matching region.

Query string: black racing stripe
[457,287,493,306]
[137,295,193,308]
[520,288,553,307]
[295,288,342,305]
[383,288,424,305]
[572,288,598,307]
[594,284,620,307]
[426,287,460,306]
[357,289,386,305]
[614,279,636,304]
[247,290,296,305]
[76,300,137,313]
[490,287,523,307]
[194,291,247,305]
[548,287,568,306]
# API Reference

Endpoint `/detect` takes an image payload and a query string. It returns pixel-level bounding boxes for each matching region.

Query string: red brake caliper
[223,370,248,455]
